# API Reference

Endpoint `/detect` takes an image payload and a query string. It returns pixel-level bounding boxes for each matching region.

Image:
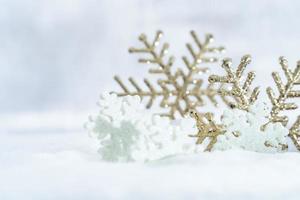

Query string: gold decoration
[114,30,225,119]
[295,75,300,85]
[261,57,300,150]
[208,55,260,110]
[289,116,300,151]
[189,110,225,151]
[261,57,300,130]
[264,141,288,151]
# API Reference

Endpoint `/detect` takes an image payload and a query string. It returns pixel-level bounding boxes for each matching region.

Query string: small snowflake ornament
[85,93,201,162]
[213,102,289,153]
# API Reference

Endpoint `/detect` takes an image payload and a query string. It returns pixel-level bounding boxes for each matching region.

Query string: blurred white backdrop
[1,0,300,124]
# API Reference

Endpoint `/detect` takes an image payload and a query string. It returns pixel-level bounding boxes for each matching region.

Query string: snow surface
[1,113,300,200]
[1,129,300,200]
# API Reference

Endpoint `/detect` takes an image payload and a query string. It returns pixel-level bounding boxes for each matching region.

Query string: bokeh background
[1,0,300,131]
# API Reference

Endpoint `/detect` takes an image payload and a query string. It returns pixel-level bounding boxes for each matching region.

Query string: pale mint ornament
[213,102,289,152]
[85,93,201,162]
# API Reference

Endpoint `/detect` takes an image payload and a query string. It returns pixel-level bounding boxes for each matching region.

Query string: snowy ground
[1,113,300,200]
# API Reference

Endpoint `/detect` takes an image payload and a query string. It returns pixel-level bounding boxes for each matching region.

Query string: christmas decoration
[208,55,260,110]
[114,30,226,119]
[261,57,300,150]
[85,93,201,162]
[290,116,300,150]
[189,103,289,153]
[189,110,225,151]
[190,56,291,152]
[213,102,288,152]
[262,57,300,128]
[85,94,290,158]
[88,30,300,159]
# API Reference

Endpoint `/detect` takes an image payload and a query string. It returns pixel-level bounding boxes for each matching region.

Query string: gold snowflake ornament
[187,53,300,151]
[290,116,300,150]
[261,57,300,150]
[114,30,225,119]
[208,55,260,110]
[189,55,260,151]
[189,110,225,152]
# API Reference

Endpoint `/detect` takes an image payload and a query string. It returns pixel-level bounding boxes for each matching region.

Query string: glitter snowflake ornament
[261,57,300,150]
[114,30,226,119]
[189,110,225,152]
[208,55,260,110]
[190,56,293,152]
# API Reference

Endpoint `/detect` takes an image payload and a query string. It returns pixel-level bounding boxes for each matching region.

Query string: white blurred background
[1,0,300,130]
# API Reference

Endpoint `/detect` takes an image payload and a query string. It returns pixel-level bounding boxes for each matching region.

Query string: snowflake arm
[113,30,225,119]
[289,116,300,151]
[189,110,225,151]
[261,57,300,150]
[208,55,260,110]
[261,57,300,129]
